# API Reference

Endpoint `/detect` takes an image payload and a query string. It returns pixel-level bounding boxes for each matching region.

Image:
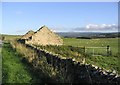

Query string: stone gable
[26,26,63,45]
[21,30,34,40]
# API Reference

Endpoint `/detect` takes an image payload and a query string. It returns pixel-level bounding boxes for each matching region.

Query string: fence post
[107,45,110,56]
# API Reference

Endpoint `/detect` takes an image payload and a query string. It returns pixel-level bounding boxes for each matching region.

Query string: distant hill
[1,32,119,40]
[56,32,120,38]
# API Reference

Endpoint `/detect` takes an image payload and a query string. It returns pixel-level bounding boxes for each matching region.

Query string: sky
[1,2,118,35]
[1,0,119,2]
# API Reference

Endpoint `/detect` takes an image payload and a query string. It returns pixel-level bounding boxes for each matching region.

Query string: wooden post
[107,45,109,56]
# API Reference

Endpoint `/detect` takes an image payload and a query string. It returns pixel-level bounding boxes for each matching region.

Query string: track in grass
[2,42,42,83]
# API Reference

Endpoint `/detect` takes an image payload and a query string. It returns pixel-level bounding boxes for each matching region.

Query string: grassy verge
[86,55,120,74]
[0,44,2,84]
[35,45,85,61]
[10,41,61,83]
[2,42,43,83]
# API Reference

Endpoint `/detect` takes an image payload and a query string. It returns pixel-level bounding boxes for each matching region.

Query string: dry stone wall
[22,43,120,84]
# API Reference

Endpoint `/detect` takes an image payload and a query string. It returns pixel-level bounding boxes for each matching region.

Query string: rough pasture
[63,38,119,55]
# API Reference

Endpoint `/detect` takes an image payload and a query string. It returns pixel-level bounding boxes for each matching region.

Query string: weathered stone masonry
[22,43,120,84]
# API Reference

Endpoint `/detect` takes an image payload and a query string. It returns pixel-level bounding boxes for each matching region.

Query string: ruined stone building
[20,26,63,45]
[20,30,34,43]
[21,30,34,40]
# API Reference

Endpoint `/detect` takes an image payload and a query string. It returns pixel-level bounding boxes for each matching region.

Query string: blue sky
[1,2,118,35]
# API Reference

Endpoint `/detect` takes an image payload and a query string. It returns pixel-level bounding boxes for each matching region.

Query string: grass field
[2,43,32,83]
[1,35,120,83]
[63,38,120,73]
[2,42,44,83]
[0,34,21,42]
[35,37,120,74]
[35,39,120,74]
[63,38,119,55]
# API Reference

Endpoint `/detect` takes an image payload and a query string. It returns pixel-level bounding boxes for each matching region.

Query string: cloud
[73,24,118,32]
[86,24,117,30]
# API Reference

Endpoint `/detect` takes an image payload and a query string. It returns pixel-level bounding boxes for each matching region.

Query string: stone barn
[25,26,63,45]
[19,30,34,43]
[21,30,34,40]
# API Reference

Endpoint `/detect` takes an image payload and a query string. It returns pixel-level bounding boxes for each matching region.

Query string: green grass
[63,37,120,74]
[2,43,32,83]
[86,55,120,74]
[35,38,119,74]
[3,41,61,83]
[35,45,85,61]
[0,34,21,42]
[1,35,120,83]
[63,38,119,55]
[2,42,43,83]
[0,45,2,83]
[35,43,120,74]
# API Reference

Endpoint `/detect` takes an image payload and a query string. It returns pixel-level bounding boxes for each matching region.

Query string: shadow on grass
[2,42,58,84]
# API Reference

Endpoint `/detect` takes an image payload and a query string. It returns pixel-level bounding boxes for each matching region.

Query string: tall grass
[35,45,85,62]
[0,45,2,84]
[2,42,59,83]
[10,41,66,83]
[2,42,32,83]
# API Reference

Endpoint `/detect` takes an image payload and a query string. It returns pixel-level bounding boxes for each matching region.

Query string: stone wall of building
[26,26,63,45]
[21,30,34,40]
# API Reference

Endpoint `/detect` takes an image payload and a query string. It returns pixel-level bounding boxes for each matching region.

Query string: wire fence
[84,45,111,56]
